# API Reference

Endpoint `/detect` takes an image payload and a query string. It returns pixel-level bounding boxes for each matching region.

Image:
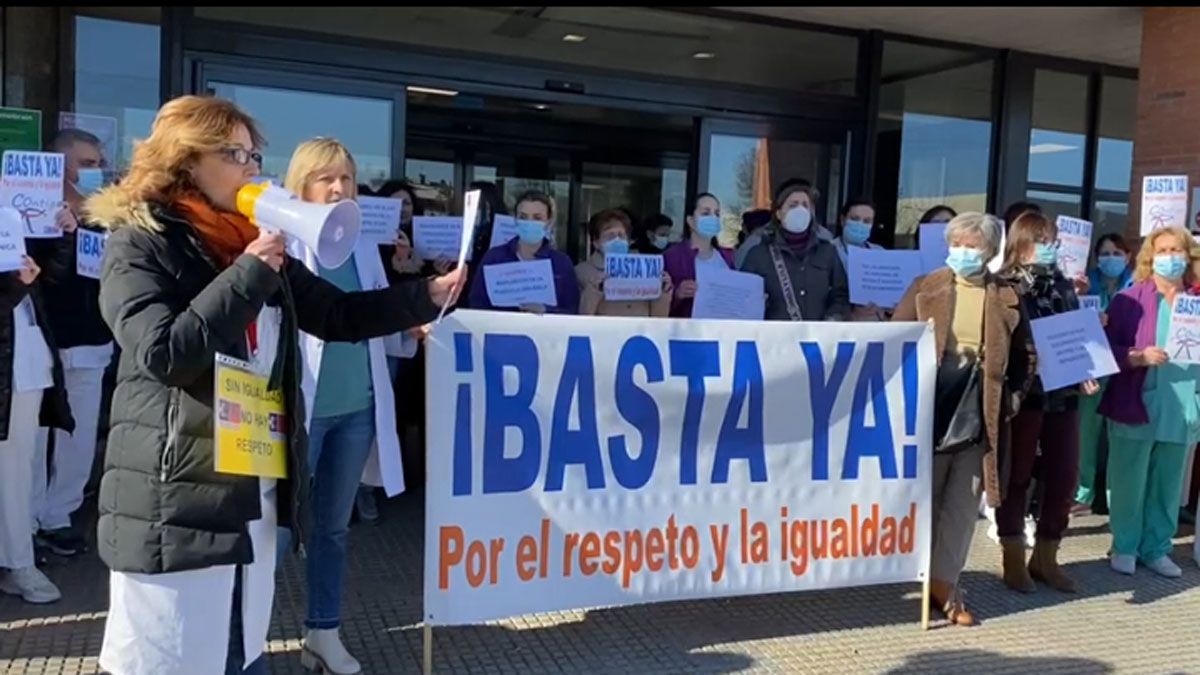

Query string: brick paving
[2,492,1198,674]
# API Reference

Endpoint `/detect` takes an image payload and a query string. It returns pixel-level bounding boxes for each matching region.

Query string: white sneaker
[301,628,361,674]
[0,566,61,604]
[1110,554,1136,575]
[1144,556,1183,578]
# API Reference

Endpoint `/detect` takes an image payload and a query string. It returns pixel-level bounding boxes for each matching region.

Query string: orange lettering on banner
[516,535,538,582]
[438,525,463,590]
[562,532,580,577]
[579,533,601,576]
[645,529,665,572]
[602,531,622,575]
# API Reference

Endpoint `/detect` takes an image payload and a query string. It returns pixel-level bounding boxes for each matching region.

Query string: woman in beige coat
[577,209,673,317]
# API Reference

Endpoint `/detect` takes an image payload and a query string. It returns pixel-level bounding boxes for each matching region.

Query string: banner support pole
[920,578,931,630]
[423,623,433,674]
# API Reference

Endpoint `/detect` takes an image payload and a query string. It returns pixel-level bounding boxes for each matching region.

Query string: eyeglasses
[219,147,264,167]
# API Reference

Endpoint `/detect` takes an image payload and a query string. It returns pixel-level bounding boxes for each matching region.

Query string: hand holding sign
[429,265,469,309]
[17,255,39,285]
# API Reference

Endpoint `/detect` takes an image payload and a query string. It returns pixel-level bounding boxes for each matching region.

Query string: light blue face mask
[695,214,721,238]
[1033,242,1058,267]
[516,219,546,245]
[602,238,629,256]
[653,235,670,250]
[74,168,104,197]
[843,219,872,246]
[1153,253,1188,280]
[1097,254,1127,279]
[946,246,985,277]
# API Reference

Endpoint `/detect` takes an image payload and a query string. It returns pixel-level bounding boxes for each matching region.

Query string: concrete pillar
[2,7,63,145]
[1129,7,1200,242]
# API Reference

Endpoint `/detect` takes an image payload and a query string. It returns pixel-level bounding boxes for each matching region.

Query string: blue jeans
[304,406,376,629]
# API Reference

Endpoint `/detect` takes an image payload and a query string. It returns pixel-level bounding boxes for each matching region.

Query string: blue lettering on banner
[449,331,923,495]
[1145,177,1186,194]
[2,152,62,179]
[1177,296,1200,316]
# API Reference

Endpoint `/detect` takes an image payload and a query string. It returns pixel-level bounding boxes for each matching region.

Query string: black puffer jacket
[28,224,113,349]
[0,272,74,440]
[91,189,439,574]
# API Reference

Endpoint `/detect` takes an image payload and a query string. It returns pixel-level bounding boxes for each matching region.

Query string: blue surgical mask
[602,238,629,256]
[74,168,104,197]
[695,214,721,238]
[1153,253,1188,280]
[653,235,670,250]
[516,219,546,245]
[946,246,985,278]
[1097,255,1127,279]
[1033,242,1058,267]
[843,219,872,246]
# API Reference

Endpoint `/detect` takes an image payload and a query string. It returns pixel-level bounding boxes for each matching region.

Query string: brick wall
[1130,7,1200,242]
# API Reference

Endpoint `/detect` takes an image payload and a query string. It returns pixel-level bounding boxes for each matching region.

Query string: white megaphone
[236,182,361,268]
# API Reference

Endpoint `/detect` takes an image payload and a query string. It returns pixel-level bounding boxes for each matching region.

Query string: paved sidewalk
[2,493,1197,674]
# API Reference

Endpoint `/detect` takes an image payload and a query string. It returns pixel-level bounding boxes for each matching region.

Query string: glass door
[699,118,850,249]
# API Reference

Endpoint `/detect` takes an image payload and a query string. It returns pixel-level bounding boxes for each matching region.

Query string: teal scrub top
[1111,295,1200,445]
[311,257,374,418]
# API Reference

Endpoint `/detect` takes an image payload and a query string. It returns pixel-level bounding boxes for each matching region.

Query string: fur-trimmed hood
[84,186,163,233]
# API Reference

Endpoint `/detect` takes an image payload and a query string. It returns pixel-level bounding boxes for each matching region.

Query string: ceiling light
[406,85,459,97]
[531,103,550,111]
[692,51,716,60]
[562,34,587,43]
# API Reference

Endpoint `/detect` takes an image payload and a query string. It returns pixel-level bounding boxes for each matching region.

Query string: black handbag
[933,358,985,454]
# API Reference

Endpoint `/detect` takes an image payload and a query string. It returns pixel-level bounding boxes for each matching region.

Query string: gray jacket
[739,229,850,321]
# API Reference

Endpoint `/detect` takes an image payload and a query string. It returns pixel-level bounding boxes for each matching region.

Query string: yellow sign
[214,353,287,479]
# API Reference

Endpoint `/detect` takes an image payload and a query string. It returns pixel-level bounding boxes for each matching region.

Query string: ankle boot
[929,579,976,626]
[1001,536,1036,593]
[1028,537,1077,593]
[301,628,362,674]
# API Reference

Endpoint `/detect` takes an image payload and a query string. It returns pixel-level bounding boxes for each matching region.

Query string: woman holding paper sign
[468,189,579,314]
[739,182,850,321]
[995,211,1099,595]
[893,212,1023,626]
[577,208,672,317]
[87,96,465,675]
[831,198,889,322]
[1099,226,1200,578]
[663,192,735,318]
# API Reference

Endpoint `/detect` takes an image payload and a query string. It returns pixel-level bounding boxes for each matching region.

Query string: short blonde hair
[86,95,263,212]
[283,138,357,201]
[1134,226,1196,282]
[944,211,1003,261]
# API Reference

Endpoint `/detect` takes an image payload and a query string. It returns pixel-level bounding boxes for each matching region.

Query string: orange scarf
[171,193,259,268]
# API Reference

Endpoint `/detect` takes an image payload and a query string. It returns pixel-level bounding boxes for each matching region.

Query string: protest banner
[357,195,402,244]
[76,228,107,279]
[692,266,764,321]
[604,253,663,301]
[1030,309,1119,391]
[424,311,935,629]
[1054,216,1093,280]
[482,259,556,308]
[1166,294,1200,365]
[847,248,922,309]
[0,151,65,238]
[0,207,27,272]
[1141,175,1188,235]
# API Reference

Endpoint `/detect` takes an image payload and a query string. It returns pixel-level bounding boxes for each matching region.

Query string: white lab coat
[288,239,416,497]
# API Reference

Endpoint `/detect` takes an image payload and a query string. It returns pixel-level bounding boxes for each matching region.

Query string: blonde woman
[1099,226,1200,578]
[282,138,417,674]
[88,96,464,675]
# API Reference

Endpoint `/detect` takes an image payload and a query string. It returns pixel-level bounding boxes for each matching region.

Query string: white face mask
[782,206,812,234]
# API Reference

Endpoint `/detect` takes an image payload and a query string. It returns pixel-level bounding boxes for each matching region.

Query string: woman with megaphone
[85,96,465,675]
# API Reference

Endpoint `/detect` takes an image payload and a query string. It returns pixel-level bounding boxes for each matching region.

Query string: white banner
[424,311,935,625]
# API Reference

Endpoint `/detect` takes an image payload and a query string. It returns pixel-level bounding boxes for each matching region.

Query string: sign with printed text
[1030,309,1119,391]
[918,223,949,274]
[489,214,518,249]
[0,207,27,272]
[1141,175,1189,235]
[0,107,41,155]
[424,311,935,625]
[483,259,557,308]
[848,248,923,309]
[1078,295,1101,313]
[414,216,470,262]
[604,253,663,301]
[1054,216,1093,280]
[692,266,764,321]
[357,196,402,244]
[75,229,107,280]
[213,353,287,479]
[0,151,65,238]
[1166,294,1200,366]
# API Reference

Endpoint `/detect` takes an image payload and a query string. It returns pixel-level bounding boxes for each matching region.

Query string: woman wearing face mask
[832,199,888,322]
[374,180,425,281]
[662,193,735,318]
[994,212,1099,595]
[281,139,421,674]
[1073,234,1135,512]
[1099,226,1200,577]
[739,183,850,321]
[577,209,673,317]
[635,213,673,254]
[912,205,957,249]
[469,190,579,314]
[893,212,1023,626]
[87,96,465,675]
